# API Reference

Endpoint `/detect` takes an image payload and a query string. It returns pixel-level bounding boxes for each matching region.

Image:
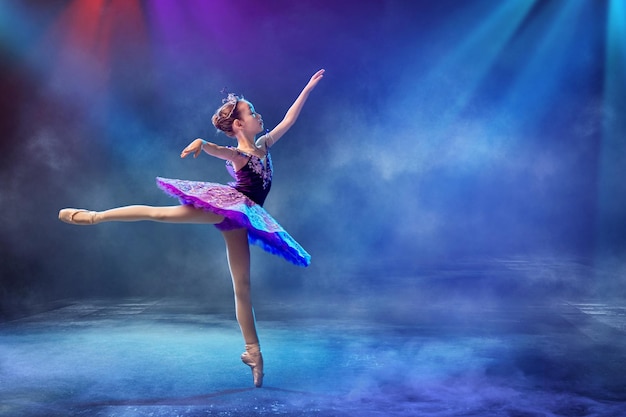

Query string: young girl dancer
[59,69,325,388]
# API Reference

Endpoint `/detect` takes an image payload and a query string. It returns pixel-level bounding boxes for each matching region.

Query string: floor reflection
[2,291,626,416]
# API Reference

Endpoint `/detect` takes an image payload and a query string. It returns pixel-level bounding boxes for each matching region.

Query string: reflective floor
[1,296,626,416]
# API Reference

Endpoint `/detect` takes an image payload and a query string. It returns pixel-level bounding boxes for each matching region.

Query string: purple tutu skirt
[156,177,310,267]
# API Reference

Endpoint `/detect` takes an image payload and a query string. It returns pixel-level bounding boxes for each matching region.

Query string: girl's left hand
[181,138,205,158]
[304,69,325,91]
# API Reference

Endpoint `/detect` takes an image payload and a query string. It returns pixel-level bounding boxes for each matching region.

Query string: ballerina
[59,69,325,387]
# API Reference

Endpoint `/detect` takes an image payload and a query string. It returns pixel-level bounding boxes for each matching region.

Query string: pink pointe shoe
[58,208,97,225]
[241,349,264,388]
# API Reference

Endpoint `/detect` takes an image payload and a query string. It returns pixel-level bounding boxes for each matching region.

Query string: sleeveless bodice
[226,151,273,206]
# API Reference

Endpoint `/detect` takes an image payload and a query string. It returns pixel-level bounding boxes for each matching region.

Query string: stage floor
[1,298,626,416]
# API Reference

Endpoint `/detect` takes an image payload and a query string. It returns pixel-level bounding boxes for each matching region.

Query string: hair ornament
[220,88,243,105]
[218,88,242,120]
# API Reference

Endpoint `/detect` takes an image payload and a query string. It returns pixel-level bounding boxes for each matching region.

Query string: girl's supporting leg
[222,227,264,387]
[59,205,224,225]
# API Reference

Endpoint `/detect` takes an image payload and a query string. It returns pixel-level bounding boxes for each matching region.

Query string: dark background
[1,0,624,318]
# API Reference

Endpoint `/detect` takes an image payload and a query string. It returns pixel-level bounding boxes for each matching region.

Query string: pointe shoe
[58,208,97,225]
[241,351,264,388]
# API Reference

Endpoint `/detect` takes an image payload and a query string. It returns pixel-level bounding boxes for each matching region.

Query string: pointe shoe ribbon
[58,208,96,225]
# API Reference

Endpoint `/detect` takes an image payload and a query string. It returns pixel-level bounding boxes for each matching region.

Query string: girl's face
[236,100,264,135]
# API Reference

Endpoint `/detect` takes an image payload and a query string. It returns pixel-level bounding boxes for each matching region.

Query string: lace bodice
[226,150,273,206]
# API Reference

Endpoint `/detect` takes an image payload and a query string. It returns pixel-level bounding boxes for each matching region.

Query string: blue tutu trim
[156,177,311,267]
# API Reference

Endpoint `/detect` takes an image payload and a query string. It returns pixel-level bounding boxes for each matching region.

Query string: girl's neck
[236,133,258,150]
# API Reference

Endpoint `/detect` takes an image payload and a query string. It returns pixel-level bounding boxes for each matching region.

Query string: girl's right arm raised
[181,138,237,161]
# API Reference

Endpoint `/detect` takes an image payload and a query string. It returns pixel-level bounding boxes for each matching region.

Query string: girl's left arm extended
[260,69,325,148]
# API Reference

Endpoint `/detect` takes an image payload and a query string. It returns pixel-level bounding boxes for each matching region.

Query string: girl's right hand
[181,138,205,158]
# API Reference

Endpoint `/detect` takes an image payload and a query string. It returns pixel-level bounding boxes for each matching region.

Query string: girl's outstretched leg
[59,205,224,225]
[222,227,264,387]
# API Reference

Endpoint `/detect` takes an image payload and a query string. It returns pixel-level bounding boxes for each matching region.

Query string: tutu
[156,177,311,267]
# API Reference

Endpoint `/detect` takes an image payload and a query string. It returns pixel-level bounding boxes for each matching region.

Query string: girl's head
[212,93,263,137]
